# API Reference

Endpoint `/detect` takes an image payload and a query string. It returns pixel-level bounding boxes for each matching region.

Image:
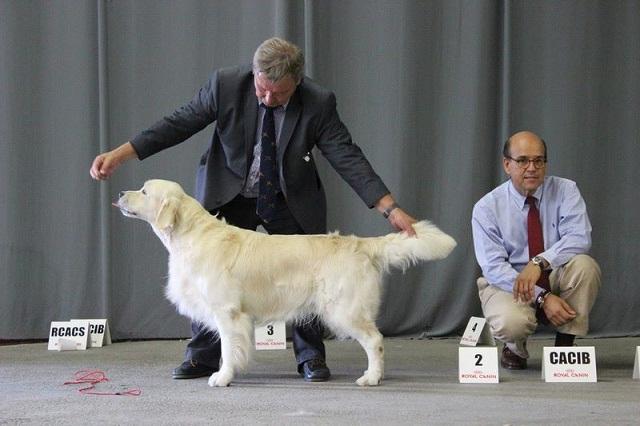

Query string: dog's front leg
[207,309,253,387]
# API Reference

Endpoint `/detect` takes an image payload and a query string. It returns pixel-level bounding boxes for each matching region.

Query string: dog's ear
[155,196,180,231]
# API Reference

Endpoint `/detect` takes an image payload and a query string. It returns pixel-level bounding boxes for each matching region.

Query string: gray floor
[1,336,639,425]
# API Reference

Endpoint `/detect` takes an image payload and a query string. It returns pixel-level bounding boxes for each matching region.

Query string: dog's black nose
[119,191,125,198]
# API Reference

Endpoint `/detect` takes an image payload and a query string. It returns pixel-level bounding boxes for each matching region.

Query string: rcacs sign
[47,320,90,351]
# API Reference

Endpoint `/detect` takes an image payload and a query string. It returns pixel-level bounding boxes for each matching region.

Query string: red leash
[63,369,141,396]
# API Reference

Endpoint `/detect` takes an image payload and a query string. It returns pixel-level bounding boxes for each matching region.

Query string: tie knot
[261,104,278,112]
[526,196,537,206]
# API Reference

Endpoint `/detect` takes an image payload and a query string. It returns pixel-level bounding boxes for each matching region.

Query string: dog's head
[114,179,185,232]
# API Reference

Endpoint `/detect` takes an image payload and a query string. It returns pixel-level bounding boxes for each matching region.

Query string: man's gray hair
[253,37,305,83]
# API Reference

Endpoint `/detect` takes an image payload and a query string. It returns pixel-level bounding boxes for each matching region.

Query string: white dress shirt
[242,103,287,197]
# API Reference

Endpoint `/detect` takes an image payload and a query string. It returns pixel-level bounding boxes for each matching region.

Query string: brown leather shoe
[500,346,527,370]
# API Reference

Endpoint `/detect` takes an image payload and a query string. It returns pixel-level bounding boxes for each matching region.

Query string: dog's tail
[377,220,457,272]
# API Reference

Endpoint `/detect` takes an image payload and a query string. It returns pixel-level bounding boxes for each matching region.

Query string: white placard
[254,321,286,350]
[541,347,597,382]
[71,319,111,347]
[633,347,639,379]
[460,316,495,346]
[48,321,90,351]
[459,347,499,383]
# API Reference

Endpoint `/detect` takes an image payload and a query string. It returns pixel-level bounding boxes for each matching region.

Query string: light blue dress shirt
[472,176,592,295]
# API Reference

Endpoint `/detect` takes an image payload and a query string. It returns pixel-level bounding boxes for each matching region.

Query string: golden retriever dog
[114,179,456,387]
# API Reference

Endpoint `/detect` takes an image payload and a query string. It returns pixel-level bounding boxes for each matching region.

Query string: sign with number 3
[254,321,286,350]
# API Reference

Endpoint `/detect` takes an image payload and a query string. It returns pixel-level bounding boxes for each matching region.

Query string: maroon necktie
[526,196,550,291]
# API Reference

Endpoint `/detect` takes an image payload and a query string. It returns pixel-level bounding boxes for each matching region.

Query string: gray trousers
[477,254,601,358]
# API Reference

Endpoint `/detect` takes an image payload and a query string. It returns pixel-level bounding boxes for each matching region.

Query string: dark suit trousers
[184,193,326,371]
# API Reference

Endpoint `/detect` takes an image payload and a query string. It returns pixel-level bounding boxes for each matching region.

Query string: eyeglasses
[505,156,547,169]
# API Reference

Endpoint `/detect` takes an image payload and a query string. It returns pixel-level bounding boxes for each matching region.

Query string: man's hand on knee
[543,294,577,327]
[513,264,541,303]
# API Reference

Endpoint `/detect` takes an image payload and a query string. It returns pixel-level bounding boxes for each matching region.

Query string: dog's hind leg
[329,314,384,386]
[351,321,384,386]
[207,308,253,387]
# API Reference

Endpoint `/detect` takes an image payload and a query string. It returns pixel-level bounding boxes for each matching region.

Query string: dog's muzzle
[113,193,137,216]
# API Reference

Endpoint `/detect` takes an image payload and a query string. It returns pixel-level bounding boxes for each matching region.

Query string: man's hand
[542,294,576,327]
[387,208,417,236]
[513,262,541,303]
[375,195,417,236]
[90,142,137,180]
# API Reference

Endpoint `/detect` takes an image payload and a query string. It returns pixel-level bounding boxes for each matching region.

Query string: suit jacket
[131,64,389,234]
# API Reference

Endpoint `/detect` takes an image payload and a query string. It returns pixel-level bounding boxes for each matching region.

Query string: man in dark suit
[90,37,417,382]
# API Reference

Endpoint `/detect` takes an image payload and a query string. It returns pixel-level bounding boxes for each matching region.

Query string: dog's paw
[356,372,382,387]
[208,371,232,387]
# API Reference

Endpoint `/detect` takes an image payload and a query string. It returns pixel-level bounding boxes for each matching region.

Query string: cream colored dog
[114,179,456,387]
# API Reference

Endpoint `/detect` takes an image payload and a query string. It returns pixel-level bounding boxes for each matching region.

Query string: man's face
[502,133,547,196]
[254,72,298,107]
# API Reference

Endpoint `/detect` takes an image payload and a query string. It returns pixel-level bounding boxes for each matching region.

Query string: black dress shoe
[500,346,527,370]
[300,359,331,382]
[172,360,217,379]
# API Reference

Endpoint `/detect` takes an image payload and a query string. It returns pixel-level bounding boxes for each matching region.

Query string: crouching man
[471,130,601,369]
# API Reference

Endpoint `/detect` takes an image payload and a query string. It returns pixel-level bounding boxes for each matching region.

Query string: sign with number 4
[460,316,495,346]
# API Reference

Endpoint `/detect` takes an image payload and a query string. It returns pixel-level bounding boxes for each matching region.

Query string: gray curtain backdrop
[1,0,638,340]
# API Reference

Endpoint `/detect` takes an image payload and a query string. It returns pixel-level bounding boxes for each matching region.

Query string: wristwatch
[531,255,546,271]
[535,290,550,309]
[382,202,399,219]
